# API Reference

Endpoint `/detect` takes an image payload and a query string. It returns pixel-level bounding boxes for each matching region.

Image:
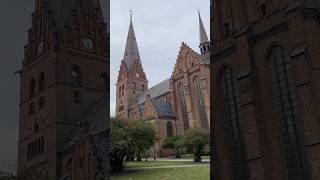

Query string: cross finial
[130,10,133,21]
[197,8,200,15]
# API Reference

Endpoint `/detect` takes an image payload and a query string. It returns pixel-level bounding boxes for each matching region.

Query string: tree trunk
[136,152,142,161]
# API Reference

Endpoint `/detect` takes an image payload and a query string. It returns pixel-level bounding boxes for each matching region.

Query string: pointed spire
[198,10,209,45]
[123,10,141,70]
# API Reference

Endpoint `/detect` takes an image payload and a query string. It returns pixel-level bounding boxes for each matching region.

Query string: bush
[110,117,155,172]
[162,135,184,158]
[183,129,210,162]
[110,118,134,172]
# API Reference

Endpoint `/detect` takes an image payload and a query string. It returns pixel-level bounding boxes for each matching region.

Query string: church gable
[143,98,157,119]
[61,0,108,55]
[129,102,142,119]
[171,43,203,77]
[24,0,108,66]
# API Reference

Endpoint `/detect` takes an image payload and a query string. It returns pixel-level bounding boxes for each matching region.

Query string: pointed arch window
[40,136,44,154]
[166,121,174,137]
[29,79,36,98]
[267,45,307,178]
[220,67,249,178]
[29,102,35,115]
[71,66,82,86]
[179,83,189,130]
[38,73,45,92]
[194,76,208,128]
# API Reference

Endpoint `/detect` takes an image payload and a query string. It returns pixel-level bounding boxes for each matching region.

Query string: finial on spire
[197,8,200,15]
[130,10,133,21]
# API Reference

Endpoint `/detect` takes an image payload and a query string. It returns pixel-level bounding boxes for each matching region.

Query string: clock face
[135,73,140,78]
[82,37,94,50]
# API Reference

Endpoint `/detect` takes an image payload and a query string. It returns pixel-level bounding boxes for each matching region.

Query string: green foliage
[183,129,210,162]
[128,121,155,161]
[162,135,184,158]
[110,117,155,172]
[110,118,134,172]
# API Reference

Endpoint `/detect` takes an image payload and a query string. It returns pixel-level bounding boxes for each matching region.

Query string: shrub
[183,129,210,162]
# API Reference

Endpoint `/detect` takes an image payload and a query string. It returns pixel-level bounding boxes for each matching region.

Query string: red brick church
[115,12,210,157]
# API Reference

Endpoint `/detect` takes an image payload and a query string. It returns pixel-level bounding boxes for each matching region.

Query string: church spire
[123,11,141,70]
[198,10,210,55]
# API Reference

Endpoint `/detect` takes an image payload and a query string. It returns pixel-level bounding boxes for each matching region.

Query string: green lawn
[111,161,210,180]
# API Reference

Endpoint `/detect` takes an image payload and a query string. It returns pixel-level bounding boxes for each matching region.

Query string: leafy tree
[183,128,210,162]
[109,118,134,172]
[128,120,155,161]
[109,117,156,172]
[162,135,184,158]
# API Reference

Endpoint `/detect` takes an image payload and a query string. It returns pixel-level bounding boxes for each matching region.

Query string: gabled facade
[17,0,109,179]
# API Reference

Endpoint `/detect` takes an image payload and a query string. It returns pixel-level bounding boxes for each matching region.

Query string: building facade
[115,13,210,157]
[211,0,320,179]
[17,0,110,179]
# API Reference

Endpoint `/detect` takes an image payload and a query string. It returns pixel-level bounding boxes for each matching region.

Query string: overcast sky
[0,0,108,173]
[110,0,210,116]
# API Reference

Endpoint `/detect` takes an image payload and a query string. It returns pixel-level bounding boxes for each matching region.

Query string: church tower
[17,0,108,179]
[198,11,210,57]
[116,14,148,118]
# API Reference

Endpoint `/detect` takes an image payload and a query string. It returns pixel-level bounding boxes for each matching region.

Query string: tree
[183,128,210,162]
[109,117,156,172]
[162,135,184,158]
[109,118,134,172]
[128,120,155,161]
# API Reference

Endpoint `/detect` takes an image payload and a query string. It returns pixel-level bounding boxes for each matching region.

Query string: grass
[111,161,210,180]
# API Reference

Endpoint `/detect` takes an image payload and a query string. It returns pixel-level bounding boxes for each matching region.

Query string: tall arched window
[40,137,44,154]
[166,121,174,137]
[220,67,249,179]
[38,72,45,92]
[29,79,36,98]
[267,45,307,178]
[194,76,208,128]
[71,66,81,86]
[179,83,189,129]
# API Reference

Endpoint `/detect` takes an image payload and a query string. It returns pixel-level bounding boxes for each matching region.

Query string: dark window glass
[38,96,45,109]
[194,76,208,128]
[41,137,44,154]
[261,4,267,16]
[220,67,249,179]
[166,121,174,137]
[71,66,82,86]
[29,79,36,98]
[224,23,230,35]
[38,72,45,92]
[179,84,189,129]
[268,46,307,178]
[74,91,81,103]
[29,102,35,115]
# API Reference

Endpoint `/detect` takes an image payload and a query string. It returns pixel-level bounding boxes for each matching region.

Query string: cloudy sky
[0,0,108,173]
[110,0,210,116]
